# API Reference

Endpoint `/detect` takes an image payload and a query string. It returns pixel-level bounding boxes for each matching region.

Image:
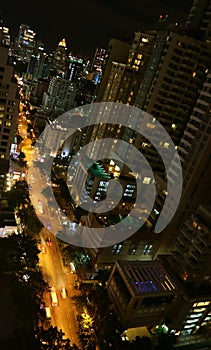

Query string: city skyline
[0,0,211,348]
[1,0,192,56]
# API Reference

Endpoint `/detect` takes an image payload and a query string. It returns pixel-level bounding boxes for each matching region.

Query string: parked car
[61,287,67,299]
[45,307,51,319]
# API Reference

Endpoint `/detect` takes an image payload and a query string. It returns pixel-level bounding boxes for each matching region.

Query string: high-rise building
[101,31,156,105]
[30,78,50,106]
[90,48,107,72]
[106,256,211,337]
[50,39,69,78]
[0,23,10,47]
[160,69,211,253]
[0,45,19,193]
[89,48,107,84]
[27,41,50,80]
[96,38,130,102]
[135,31,210,149]
[81,214,159,269]
[107,259,184,328]
[15,24,36,62]
[185,0,211,42]
[169,203,211,287]
[42,76,75,114]
[68,55,85,83]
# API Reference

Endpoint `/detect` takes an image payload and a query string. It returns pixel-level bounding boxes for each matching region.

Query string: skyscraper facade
[42,76,75,114]
[0,45,19,193]
[50,39,69,78]
[15,24,36,62]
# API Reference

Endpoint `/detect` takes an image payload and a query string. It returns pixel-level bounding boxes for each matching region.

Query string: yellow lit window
[192,72,196,77]
[143,177,151,184]
[193,301,210,307]
[137,54,142,59]
[146,123,155,129]
[164,143,169,148]
[5,121,11,126]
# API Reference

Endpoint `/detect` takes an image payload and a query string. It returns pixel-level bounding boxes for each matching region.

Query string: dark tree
[35,326,79,349]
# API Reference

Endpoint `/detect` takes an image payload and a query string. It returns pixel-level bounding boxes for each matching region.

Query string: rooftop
[116,260,184,296]
[88,161,111,179]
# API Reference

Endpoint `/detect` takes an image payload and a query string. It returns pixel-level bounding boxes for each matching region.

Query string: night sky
[1,0,193,57]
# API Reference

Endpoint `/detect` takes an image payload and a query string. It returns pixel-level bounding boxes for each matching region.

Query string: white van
[51,288,58,306]
[45,307,51,319]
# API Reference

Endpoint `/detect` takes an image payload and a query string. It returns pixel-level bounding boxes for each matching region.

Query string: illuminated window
[137,54,142,59]
[192,72,196,77]
[146,123,155,129]
[193,308,206,312]
[171,124,176,129]
[143,177,151,184]
[184,324,195,329]
[112,244,122,255]
[0,106,5,111]
[0,154,5,159]
[0,113,4,118]
[193,301,210,307]
[5,121,11,126]
[134,59,140,65]
[164,143,169,149]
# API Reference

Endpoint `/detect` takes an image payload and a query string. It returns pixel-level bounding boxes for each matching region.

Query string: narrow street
[17,98,81,348]
[38,228,80,347]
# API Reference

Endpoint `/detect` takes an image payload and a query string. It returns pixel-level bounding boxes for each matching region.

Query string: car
[61,287,67,299]
[45,307,51,319]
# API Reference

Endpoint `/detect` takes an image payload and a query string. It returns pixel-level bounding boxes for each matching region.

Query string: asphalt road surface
[39,228,80,347]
